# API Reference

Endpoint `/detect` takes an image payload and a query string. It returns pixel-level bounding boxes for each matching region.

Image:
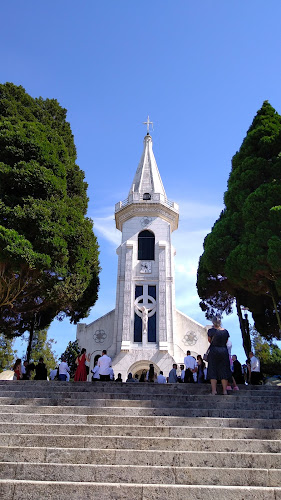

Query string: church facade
[76,131,208,379]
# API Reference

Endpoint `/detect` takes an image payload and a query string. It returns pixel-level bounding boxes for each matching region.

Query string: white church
[77,124,208,379]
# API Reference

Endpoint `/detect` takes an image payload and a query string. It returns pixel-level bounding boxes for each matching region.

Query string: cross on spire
[143,115,153,134]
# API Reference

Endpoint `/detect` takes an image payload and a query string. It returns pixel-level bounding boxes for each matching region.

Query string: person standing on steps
[98,350,112,381]
[196,355,205,384]
[249,352,261,385]
[157,371,167,384]
[74,348,89,382]
[168,364,178,383]
[232,355,244,385]
[184,350,197,383]
[146,364,155,383]
[207,317,232,395]
[58,356,70,381]
[35,358,48,380]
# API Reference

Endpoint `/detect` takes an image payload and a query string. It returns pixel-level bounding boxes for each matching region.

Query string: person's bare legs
[210,379,217,395]
[222,379,228,395]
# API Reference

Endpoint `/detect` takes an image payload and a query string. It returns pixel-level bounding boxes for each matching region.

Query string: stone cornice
[115,202,179,232]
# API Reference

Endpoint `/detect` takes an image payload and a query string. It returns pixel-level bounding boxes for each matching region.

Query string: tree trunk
[269,282,281,334]
[26,316,35,363]
[236,297,251,358]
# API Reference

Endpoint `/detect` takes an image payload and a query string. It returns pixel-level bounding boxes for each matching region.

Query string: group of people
[74,349,114,382]
[13,358,48,380]
[12,328,261,389]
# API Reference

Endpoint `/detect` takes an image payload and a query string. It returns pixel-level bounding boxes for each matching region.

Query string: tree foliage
[0,333,17,372]
[197,101,281,348]
[61,339,80,378]
[0,83,100,336]
[251,328,281,376]
[28,328,57,374]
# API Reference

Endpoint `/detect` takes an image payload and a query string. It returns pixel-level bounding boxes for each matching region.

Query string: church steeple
[129,134,166,198]
[115,127,179,232]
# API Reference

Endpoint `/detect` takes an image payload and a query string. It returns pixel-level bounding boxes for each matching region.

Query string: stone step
[0,399,278,419]
[0,390,280,406]
[1,432,280,453]
[1,394,280,411]
[1,480,281,500]
[0,384,279,397]
[0,380,279,396]
[1,462,280,487]
[0,419,281,439]
[1,446,281,469]
[0,405,280,428]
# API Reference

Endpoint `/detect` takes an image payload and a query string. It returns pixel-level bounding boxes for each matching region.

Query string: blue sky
[2,1,281,364]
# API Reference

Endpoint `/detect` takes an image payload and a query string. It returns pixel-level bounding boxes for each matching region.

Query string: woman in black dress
[207,317,232,395]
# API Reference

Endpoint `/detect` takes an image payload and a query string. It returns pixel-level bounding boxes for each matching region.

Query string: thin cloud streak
[94,215,121,246]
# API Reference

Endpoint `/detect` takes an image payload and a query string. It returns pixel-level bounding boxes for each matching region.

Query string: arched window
[138,230,155,260]
[143,193,151,200]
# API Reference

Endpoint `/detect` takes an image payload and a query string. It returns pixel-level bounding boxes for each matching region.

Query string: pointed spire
[129,134,166,198]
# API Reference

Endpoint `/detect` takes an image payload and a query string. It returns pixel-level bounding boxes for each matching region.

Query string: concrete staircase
[0,380,281,499]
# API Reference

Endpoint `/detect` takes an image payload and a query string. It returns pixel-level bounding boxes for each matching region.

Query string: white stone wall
[112,348,176,381]
[115,216,175,352]
[174,310,209,364]
[77,309,115,373]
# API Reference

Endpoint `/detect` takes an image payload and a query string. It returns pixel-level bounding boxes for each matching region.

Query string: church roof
[128,134,166,198]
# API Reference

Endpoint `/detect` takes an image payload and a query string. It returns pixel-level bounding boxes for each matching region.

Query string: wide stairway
[0,381,280,499]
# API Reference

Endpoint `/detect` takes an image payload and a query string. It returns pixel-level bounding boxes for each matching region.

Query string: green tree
[251,327,281,376]
[0,83,100,343]
[197,101,281,352]
[0,333,17,372]
[61,339,80,378]
[29,328,57,374]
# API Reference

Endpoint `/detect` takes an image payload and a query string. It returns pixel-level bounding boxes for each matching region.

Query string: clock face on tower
[140,261,152,274]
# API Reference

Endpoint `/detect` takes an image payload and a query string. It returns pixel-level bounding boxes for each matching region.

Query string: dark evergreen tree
[197,101,281,351]
[0,83,100,341]
[60,339,80,378]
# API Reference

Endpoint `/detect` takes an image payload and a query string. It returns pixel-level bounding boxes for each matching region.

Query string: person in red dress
[13,359,22,380]
[74,348,89,382]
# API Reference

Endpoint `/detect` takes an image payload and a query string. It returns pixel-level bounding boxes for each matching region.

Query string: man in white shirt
[249,352,261,385]
[183,351,197,383]
[98,350,112,381]
[157,371,166,384]
[58,357,70,381]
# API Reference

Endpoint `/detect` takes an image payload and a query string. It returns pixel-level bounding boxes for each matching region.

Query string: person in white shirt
[98,350,112,381]
[109,367,115,381]
[157,371,166,384]
[249,352,261,385]
[58,357,70,381]
[183,351,197,383]
[50,368,58,380]
[92,360,100,381]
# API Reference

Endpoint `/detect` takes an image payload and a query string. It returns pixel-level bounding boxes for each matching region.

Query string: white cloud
[93,215,121,246]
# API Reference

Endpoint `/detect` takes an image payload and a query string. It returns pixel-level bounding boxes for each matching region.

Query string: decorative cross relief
[134,287,156,338]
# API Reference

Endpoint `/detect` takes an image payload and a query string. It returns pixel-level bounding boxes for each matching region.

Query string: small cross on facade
[143,115,153,134]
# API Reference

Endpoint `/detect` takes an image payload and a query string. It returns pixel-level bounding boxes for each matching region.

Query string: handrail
[115,195,178,212]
